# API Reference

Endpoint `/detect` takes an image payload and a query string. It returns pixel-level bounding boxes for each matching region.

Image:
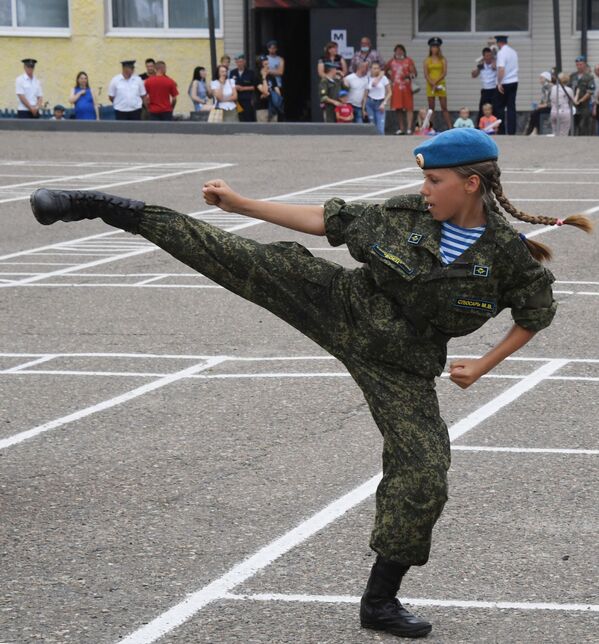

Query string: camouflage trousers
[135,206,451,566]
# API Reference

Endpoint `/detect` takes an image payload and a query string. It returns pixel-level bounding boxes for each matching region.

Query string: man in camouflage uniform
[570,55,596,136]
[30,130,556,638]
[319,61,343,123]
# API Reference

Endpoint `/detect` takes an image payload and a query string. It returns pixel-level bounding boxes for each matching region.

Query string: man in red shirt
[144,61,178,121]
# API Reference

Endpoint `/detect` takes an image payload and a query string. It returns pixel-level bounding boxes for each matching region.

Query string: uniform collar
[413,204,499,267]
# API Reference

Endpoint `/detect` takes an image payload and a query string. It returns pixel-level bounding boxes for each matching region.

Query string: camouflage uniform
[319,76,342,123]
[136,193,556,565]
[569,71,596,136]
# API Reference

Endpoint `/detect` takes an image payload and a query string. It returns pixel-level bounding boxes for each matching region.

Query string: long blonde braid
[453,161,593,262]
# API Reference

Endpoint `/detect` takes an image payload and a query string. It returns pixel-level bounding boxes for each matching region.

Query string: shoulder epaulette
[383,193,428,212]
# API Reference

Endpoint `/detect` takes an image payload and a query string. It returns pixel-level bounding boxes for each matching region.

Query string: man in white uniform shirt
[16,58,43,119]
[494,35,518,134]
[471,47,497,129]
[108,60,148,121]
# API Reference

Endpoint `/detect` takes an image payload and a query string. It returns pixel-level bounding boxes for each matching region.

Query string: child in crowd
[414,107,435,135]
[51,105,65,120]
[478,102,499,133]
[335,89,354,123]
[453,107,474,128]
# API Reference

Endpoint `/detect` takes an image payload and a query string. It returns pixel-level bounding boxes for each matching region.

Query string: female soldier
[423,37,452,131]
[30,129,592,638]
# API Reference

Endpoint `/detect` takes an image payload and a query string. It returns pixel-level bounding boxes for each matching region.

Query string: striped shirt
[440,221,486,265]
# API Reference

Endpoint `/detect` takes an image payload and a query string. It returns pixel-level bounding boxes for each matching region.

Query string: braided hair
[452,161,593,262]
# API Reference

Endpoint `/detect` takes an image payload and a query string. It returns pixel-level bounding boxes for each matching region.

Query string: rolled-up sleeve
[501,257,557,332]
[323,197,373,262]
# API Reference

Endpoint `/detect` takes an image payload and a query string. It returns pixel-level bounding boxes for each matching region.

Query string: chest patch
[372,244,414,275]
[407,232,424,245]
[473,264,490,277]
[453,297,496,313]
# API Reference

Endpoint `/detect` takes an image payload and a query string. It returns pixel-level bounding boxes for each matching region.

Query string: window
[110,0,221,33]
[576,0,599,30]
[0,0,69,30]
[417,0,529,33]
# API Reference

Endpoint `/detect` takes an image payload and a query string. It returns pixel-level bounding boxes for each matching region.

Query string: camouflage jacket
[569,72,595,111]
[324,194,556,338]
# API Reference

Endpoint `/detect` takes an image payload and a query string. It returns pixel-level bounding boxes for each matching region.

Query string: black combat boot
[360,556,432,638]
[30,189,145,232]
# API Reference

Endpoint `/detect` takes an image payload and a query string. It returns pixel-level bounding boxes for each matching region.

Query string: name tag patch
[454,297,496,313]
[407,232,424,245]
[372,244,414,275]
[473,264,490,277]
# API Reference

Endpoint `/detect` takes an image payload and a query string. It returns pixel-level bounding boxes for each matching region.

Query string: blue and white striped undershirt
[440,221,486,265]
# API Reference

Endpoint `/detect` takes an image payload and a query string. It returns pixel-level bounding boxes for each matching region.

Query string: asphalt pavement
[0,130,598,643]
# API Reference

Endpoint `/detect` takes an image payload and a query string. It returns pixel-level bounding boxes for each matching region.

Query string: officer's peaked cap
[413,128,498,170]
[22,58,37,66]
[427,37,442,46]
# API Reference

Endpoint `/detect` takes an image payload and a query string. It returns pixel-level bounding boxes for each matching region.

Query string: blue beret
[413,128,498,169]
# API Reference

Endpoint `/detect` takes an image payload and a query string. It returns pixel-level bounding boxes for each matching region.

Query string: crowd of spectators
[14,37,599,136]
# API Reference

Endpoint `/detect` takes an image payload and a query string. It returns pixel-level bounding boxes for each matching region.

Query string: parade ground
[0,130,598,643]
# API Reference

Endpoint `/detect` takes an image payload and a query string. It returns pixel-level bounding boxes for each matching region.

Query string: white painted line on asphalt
[6,369,599,385]
[0,163,163,190]
[117,358,566,644]
[0,248,156,288]
[452,445,599,455]
[134,275,168,285]
[503,180,599,184]
[546,376,599,382]
[0,230,119,262]
[0,355,56,373]
[0,163,234,204]
[448,360,568,442]
[1,370,167,378]
[0,357,226,451]
[118,473,382,644]
[15,283,223,289]
[0,262,83,266]
[1,352,598,364]
[222,592,599,613]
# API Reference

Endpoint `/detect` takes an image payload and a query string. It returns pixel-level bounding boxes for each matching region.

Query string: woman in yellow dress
[423,37,452,130]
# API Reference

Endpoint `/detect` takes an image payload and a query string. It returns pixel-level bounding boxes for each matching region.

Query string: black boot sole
[361,621,432,638]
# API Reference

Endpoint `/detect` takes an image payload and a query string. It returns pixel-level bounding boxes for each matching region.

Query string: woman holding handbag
[385,44,417,135]
[209,64,238,123]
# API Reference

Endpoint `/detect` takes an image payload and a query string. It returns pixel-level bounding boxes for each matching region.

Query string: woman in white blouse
[363,61,391,135]
[210,65,239,122]
[550,72,574,137]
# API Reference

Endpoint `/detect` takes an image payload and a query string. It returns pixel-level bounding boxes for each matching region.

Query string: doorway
[253,8,311,121]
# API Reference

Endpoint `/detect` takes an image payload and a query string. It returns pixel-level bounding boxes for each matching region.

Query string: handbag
[208,107,224,123]
[411,80,421,94]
